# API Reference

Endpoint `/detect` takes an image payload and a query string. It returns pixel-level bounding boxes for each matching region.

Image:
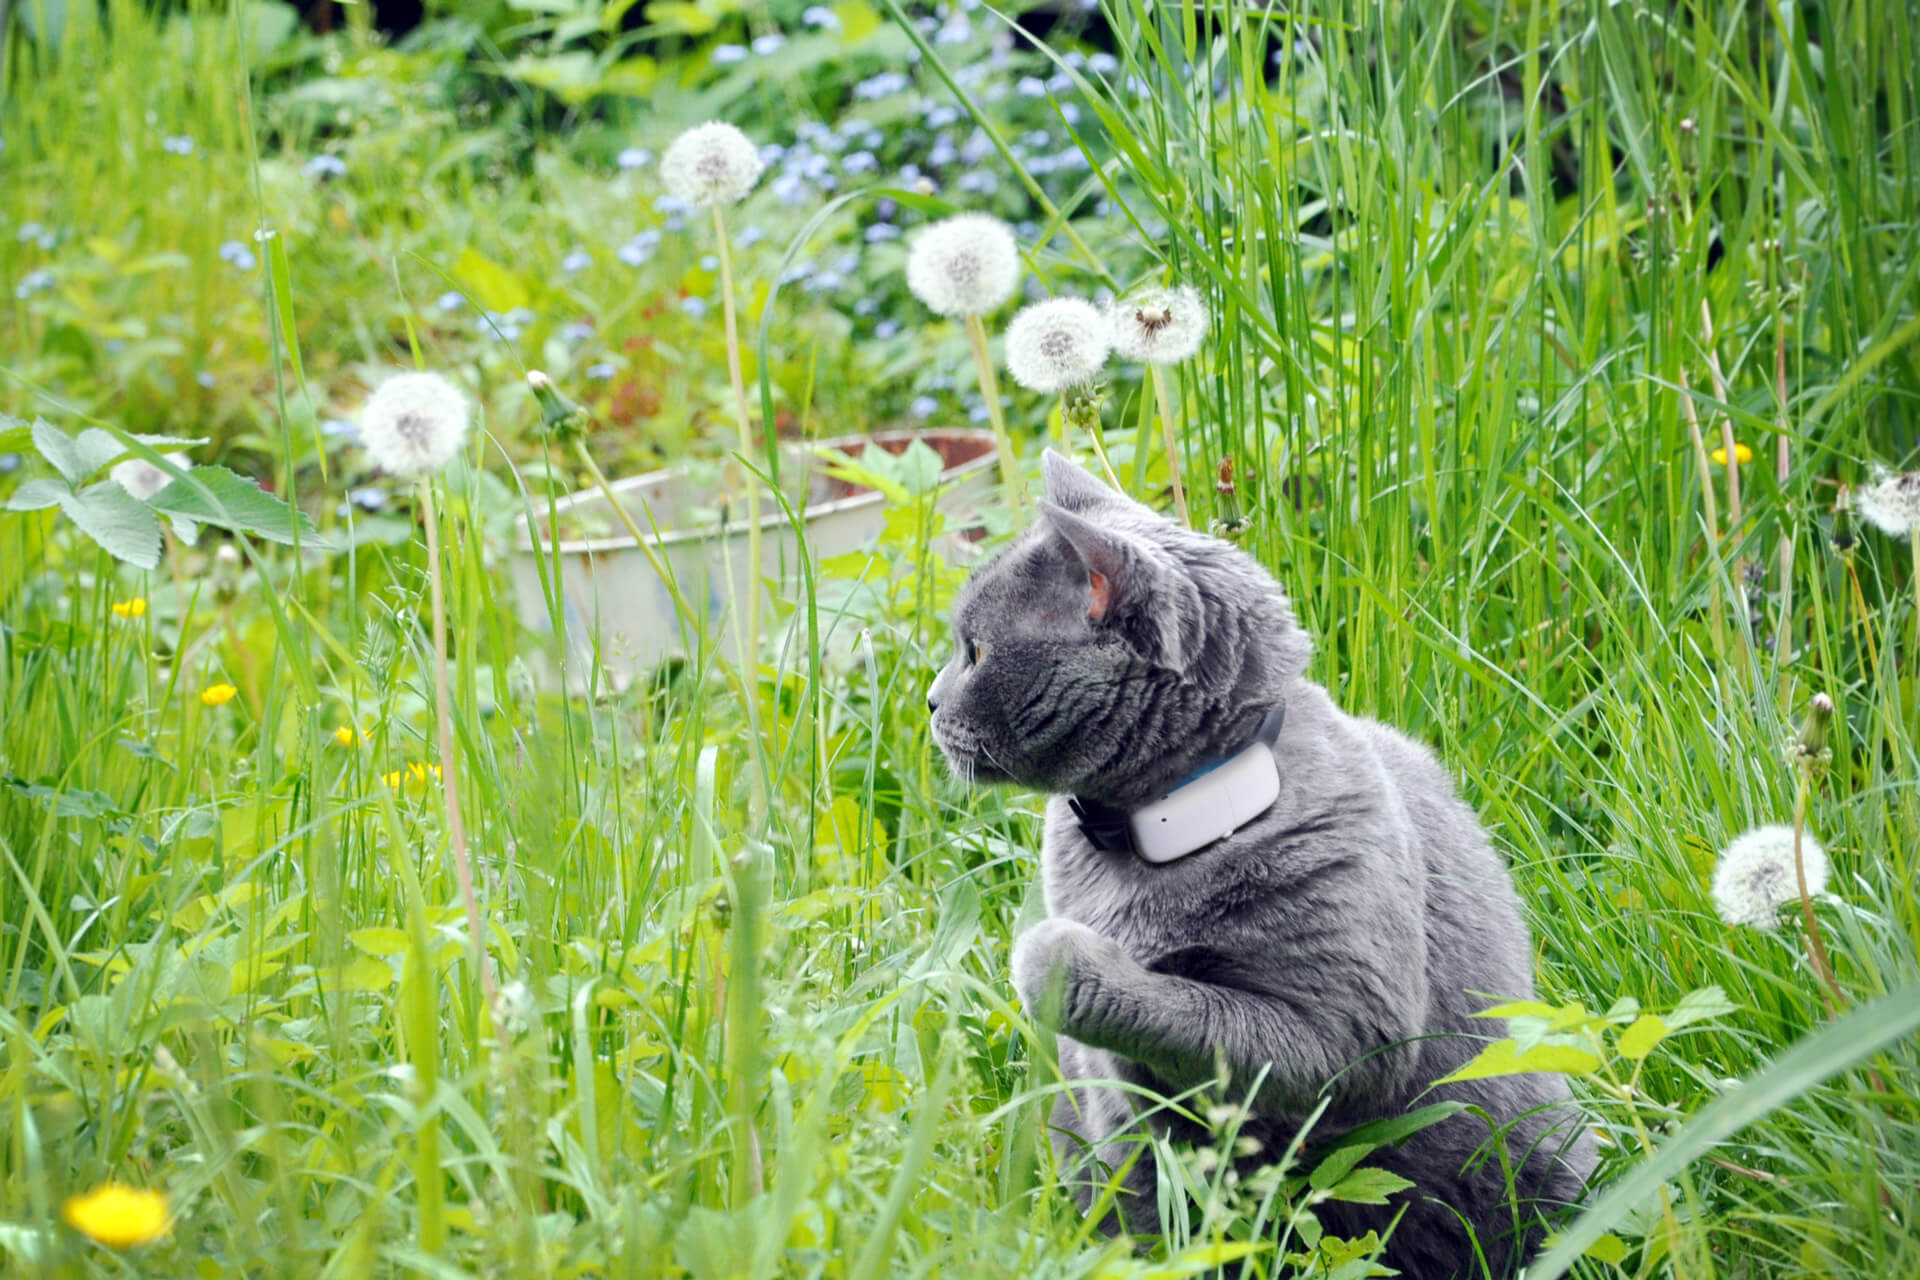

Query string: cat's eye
[966,639,986,665]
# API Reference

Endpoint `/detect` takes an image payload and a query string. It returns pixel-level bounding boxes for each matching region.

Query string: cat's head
[927,451,1310,801]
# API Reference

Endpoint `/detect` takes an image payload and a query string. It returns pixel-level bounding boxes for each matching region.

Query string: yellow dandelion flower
[111,598,148,619]
[62,1182,171,1249]
[199,683,239,707]
[1710,443,1754,466]
[334,725,359,748]
[384,762,442,790]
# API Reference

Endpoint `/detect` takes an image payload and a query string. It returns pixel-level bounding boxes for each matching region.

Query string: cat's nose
[926,681,942,714]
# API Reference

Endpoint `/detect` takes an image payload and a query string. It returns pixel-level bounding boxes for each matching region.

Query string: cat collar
[1068,704,1286,864]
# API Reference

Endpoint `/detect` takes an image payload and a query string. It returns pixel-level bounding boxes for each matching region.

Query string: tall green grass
[3,0,1919,1276]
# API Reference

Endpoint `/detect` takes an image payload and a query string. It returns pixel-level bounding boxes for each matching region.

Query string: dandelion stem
[711,202,768,819]
[1790,696,1845,1012]
[1791,771,1844,1012]
[417,480,505,1047]
[1149,363,1191,527]
[1677,369,1730,681]
[962,313,1025,518]
[1774,316,1794,705]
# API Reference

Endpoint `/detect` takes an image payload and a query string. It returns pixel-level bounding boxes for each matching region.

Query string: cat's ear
[1040,449,1117,512]
[1043,501,1204,669]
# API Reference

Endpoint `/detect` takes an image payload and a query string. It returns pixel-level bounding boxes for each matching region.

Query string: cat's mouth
[929,714,1014,785]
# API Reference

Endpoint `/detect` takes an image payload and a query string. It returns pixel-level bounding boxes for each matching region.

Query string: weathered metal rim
[511,428,1001,557]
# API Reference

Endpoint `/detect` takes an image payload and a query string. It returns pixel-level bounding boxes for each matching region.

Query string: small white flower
[1711,823,1830,929]
[1108,285,1209,364]
[358,372,471,478]
[660,122,764,208]
[112,453,188,502]
[905,213,1020,318]
[1854,469,1920,539]
[1004,297,1111,393]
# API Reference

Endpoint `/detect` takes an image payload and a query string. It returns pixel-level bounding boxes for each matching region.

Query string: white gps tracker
[1127,737,1283,864]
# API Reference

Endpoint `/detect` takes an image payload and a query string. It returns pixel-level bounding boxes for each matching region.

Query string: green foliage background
[2,0,1919,1276]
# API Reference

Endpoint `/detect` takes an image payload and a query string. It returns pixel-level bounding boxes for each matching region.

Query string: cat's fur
[927,452,1594,1277]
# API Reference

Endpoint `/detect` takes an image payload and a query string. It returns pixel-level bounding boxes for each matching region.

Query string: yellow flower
[111,598,147,619]
[200,683,239,707]
[334,725,359,748]
[384,762,442,790]
[1710,443,1754,466]
[62,1182,171,1249]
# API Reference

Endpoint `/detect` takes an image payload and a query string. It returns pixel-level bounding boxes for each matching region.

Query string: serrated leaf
[150,467,316,547]
[31,418,83,484]
[1666,985,1735,1030]
[1327,1101,1469,1152]
[1437,1038,1602,1084]
[7,478,70,511]
[73,427,133,480]
[1310,1142,1377,1191]
[1616,1014,1669,1060]
[1324,1165,1415,1205]
[57,483,163,568]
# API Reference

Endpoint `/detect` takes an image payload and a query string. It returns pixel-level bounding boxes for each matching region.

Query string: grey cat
[927,452,1594,1277]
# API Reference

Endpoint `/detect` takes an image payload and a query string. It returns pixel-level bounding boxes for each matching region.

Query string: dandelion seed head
[1005,297,1111,393]
[1854,469,1920,538]
[661,121,764,207]
[358,371,471,479]
[111,453,188,503]
[1108,285,1209,364]
[1711,823,1829,929]
[905,213,1020,318]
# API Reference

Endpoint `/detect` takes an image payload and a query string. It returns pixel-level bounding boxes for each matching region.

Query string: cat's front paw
[1012,917,1120,1032]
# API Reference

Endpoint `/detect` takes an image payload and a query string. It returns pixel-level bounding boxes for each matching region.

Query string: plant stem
[1677,369,1730,680]
[1775,317,1794,704]
[570,439,702,659]
[417,480,503,1045]
[1791,770,1844,1012]
[962,313,1024,518]
[1700,300,1742,529]
[712,202,768,819]
[1149,363,1190,526]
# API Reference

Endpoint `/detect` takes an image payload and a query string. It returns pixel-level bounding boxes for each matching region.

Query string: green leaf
[1326,1102,1469,1152]
[1146,1241,1268,1277]
[6,478,69,512]
[57,483,163,568]
[150,467,317,547]
[72,427,133,480]
[1615,1014,1669,1061]
[1324,1166,1416,1205]
[1584,1233,1630,1265]
[31,418,83,484]
[1437,1038,1602,1084]
[452,247,530,313]
[0,415,33,455]
[347,927,412,957]
[1531,982,1920,1280]
[1310,1143,1377,1191]
[1666,985,1735,1030]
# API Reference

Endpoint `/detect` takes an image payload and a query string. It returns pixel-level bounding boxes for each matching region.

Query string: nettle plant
[1,415,312,567]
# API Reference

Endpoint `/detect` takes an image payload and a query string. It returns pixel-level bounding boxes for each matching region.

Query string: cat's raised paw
[1011,917,1118,1031]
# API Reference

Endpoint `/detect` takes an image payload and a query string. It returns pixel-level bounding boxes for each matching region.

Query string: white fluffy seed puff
[660,122,764,207]
[1854,469,1920,538]
[358,372,471,478]
[905,213,1021,318]
[1004,298,1111,393]
[1107,285,1209,364]
[1711,823,1830,929]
